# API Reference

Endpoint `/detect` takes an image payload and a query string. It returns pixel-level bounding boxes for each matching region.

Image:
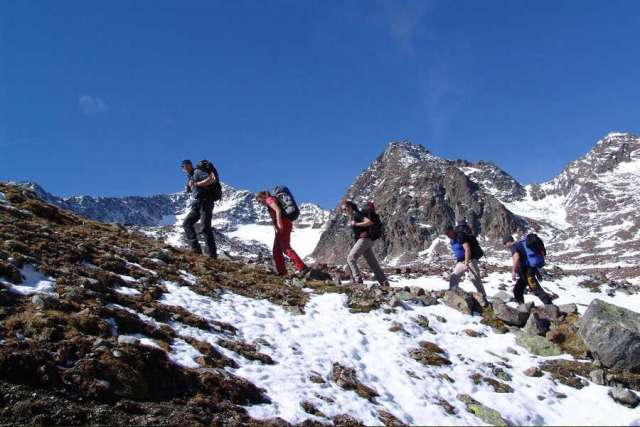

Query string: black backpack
[456,227,484,260]
[362,204,384,241]
[195,160,222,202]
[468,234,485,260]
[274,186,300,221]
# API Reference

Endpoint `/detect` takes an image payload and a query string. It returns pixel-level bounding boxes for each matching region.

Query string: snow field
[155,271,640,426]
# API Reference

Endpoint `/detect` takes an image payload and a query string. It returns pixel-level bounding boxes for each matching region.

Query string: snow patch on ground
[0,264,56,295]
[115,286,142,296]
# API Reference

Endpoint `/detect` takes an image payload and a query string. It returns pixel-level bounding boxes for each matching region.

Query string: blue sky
[1,1,639,208]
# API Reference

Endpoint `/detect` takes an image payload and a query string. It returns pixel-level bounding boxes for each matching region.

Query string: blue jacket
[450,239,465,261]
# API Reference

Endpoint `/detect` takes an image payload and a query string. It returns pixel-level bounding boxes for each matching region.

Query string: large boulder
[442,289,480,315]
[578,299,640,372]
[493,303,530,327]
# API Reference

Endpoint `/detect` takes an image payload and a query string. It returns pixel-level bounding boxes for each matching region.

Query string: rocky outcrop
[579,299,640,372]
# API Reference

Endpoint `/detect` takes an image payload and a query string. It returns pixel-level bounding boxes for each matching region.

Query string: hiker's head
[181,159,193,174]
[341,200,358,214]
[444,225,456,239]
[255,191,270,204]
[502,235,515,248]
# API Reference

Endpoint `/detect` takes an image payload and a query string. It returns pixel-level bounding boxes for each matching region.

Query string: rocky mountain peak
[380,140,443,168]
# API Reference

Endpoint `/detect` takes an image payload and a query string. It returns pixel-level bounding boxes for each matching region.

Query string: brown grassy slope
[0,183,312,426]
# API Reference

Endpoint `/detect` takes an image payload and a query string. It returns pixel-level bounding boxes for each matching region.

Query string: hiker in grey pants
[445,225,487,300]
[449,259,484,294]
[342,201,389,287]
[347,237,387,285]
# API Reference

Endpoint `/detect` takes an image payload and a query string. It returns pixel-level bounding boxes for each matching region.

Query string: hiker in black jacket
[181,160,217,258]
[342,201,389,287]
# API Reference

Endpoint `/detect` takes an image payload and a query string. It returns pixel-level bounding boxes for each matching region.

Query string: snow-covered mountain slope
[17,182,329,260]
[454,159,527,203]
[501,133,640,270]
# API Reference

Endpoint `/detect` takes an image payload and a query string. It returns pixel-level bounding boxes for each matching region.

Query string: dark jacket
[187,168,211,200]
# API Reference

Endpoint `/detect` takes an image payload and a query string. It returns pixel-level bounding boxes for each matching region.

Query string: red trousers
[273,219,306,276]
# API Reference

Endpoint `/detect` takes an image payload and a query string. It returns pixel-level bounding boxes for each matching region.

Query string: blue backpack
[451,239,465,261]
[523,233,546,268]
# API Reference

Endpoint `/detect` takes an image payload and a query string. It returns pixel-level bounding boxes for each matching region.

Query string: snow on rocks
[0,264,56,295]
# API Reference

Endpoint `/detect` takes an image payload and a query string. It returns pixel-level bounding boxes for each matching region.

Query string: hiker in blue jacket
[502,235,552,304]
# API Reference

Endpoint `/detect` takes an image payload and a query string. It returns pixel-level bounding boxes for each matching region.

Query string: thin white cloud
[78,94,109,115]
[378,0,431,55]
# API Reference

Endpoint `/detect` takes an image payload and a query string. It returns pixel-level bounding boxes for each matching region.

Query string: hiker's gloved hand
[512,272,517,282]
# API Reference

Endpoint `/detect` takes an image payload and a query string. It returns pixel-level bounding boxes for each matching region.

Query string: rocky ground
[2,182,640,426]
[0,183,309,426]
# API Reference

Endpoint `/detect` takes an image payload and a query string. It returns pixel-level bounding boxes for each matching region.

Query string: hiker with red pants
[255,190,309,277]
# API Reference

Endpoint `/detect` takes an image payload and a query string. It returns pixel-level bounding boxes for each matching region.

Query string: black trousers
[182,198,217,258]
[513,267,552,304]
